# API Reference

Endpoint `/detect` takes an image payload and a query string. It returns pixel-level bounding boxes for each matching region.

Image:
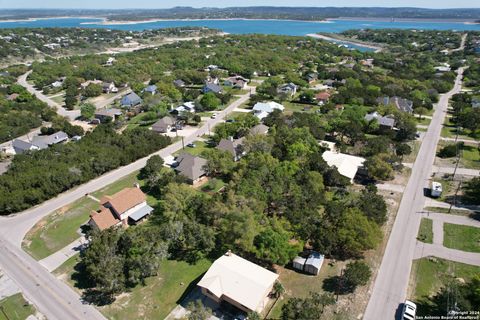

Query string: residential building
[315,91,331,105]
[224,76,247,89]
[12,131,68,155]
[94,108,122,123]
[249,124,269,135]
[89,187,153,231]
[217,137,245,161]
[173,79,186,88]
[174,153,207,185]
[102,82,118,94]
[277,83,297,96]
[173,101,196,114]
[252,101,284,120]
[152,116,175,133]
[105,57,115,66]
[202,83,223,94]
[197,251,278,313]
[121,92,142,108]
[306,73,318,83]
[322,150,365,182]
[144,85,157,95]
[377,96,413,114]
[364,111,395,130]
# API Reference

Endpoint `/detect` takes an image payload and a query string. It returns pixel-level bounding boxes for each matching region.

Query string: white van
[402,300,417,320]
[431,181,443,198]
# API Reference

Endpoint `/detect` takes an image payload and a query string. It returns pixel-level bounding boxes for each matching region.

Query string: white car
[402,300,417,320]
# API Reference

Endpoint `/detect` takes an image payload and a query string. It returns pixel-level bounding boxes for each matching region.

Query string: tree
[273,281,285,298]
[187,300,211,320]
[80,103,96,120]
[358,185,388,225]
[395,143,412,159]
[415,106,429,120]
[84,83,103,97]
[201,149,235,177]
[200,92,221,111]
[343,261,372,291]
[364,154,394,181]
[281,293,335,320]
[140,155,164,179]
[463,177,480,205]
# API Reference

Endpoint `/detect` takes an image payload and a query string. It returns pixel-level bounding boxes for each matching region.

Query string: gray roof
[249,124,269,135]
[365,112,395,128]
[12,139,37,153]
[95,108,122,118]
[121,92,142,107]
[305,252,324,269]
[203,83,222,94]
[173,79,185,87]
[377,96,413,113]
[31,131,68,149]
[152,116,175,132]
[217,137,245,159]
[175,153,207,181]
[128,204,154,222]
[145,85,157,93]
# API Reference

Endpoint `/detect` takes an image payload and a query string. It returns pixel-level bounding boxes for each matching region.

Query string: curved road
[364,68,465,320]
[0,87,254,320]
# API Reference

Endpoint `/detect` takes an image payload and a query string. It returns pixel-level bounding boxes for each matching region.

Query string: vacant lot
[443,223,480,253]
[0,293,35,320]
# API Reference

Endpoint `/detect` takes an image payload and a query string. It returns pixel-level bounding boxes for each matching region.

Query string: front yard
[53,256,212,320]
[443,223,480,253]
[417,218,433,244]
[0,293,36,320]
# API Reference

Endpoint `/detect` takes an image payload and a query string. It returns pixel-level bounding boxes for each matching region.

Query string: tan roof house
[89,187,153,231]
[152,116,175,133]
[197,251,278,313]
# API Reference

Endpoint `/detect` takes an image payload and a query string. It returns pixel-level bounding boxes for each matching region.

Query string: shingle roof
[101,187,146,215]
[121,92,142,106]
[249,124,269,135]
[217,137,245,158]
[95,108,122,118]
[197,252,278,312]
[152,116,175,132]
[31,131,68,149]
[203,83,222,93]
[90,207,120,231]
[175,153,207,181]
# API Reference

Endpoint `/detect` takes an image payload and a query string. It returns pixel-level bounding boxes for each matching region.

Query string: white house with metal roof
[322,150,365,183]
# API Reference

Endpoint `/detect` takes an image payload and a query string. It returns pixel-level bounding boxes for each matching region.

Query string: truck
[431,181,443,198]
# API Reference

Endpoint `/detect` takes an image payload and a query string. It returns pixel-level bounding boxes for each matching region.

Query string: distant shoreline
[81,17,334,25]
[307,33,382,52]
[329,17,478,23]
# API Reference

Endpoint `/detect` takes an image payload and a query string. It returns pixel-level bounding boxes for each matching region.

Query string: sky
[0,0,479,9]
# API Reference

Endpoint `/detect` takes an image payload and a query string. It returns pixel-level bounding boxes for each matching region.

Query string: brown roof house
[217,137,245,161]
[198,251,279,313]
[174,153,207,185]
[152,116,175,133]
[88,186,153,231]
[315,91,331,105]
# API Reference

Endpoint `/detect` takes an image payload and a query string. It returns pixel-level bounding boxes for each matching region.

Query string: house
[377,96,413,114]
[217,137,245,161]
[277,83,297,96]
[360,58,374,68]
[174,153,207,185]
[105,57,115,66]
[322,150,365,182]
[94,108,122,123]
[249,124,269,135]
[205,76,220,85]
[224,76,247,89]
[144,85,157,95]
[102,82,118,94]
[81,79,102,90]
[434,63,451,72]
[173,79,186,88]
[88,186,153,231]
[292,252,325,276]
[197,251,278,313]
[12,131,69,154]
[121,92,142,108]
[364,112,395,130]
[206,64,219,71]
[202,83,223,94]
[315,91,331,105]
[152,116,175,133]
[306,73,318,83]
[173,101,196,114]
[51,80,63,88]
[252,101,284,120]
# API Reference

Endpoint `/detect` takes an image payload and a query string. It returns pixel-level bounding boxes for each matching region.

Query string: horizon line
[1,6,480,10]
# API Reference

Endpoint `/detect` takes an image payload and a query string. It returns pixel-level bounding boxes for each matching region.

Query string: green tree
[200,92,221,111]
[187,300,211,320]
[140,155,164,179]
[415,106,429,120]
[364,154,394,181]
[343,261,372,291]
[463,177,480,205]
[80,103,96,120]
[84,83,103,97]
[281,293,335,320]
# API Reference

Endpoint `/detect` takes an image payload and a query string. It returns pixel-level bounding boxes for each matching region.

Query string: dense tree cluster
[0,125,171,214]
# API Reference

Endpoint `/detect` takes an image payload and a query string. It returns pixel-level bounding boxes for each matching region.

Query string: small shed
[304,252,324,276]
[292,256,307,272]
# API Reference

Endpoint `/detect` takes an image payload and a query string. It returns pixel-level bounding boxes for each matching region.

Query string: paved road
[440,137,478,144]
[39,236,87,272]
[364,68,464,320]
[432,165,479,176]
[449,33,468,54]
[421,211,480,228]
[18,71,80,120]
[0,88,254,320]
[413,243,480,266]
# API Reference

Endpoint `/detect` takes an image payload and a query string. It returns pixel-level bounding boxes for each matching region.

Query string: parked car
[187,143,196,148]
[211,114,217,119]
[402,300,417,320]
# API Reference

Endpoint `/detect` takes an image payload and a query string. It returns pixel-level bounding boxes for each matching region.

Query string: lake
[1,17,480,52]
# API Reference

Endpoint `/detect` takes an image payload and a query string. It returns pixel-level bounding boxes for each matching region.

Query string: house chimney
[226,249,232,256]
[133,182,140,189]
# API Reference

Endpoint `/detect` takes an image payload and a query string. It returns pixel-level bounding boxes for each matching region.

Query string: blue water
[1,17,480,52]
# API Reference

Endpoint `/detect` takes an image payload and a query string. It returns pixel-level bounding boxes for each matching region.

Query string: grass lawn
[417,218,433,244]
[51,95,65,104]
[173,140,213,157]
[200,178,226,193]
[415,116,431,126]
[268,262,339,319]
[403,140,421,163]
[283,101,318,115]
[410,257,480,306]
[441,117,480,140]
[0,293,36,320]
[54,257,212,320]
[22,196,98,260]
[436,141,480,169]
[443,223,480,253]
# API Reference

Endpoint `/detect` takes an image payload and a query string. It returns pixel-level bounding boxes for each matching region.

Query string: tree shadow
[322,276,354,295]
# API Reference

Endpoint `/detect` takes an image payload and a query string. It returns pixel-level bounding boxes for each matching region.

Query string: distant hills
[1,7,480,22]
